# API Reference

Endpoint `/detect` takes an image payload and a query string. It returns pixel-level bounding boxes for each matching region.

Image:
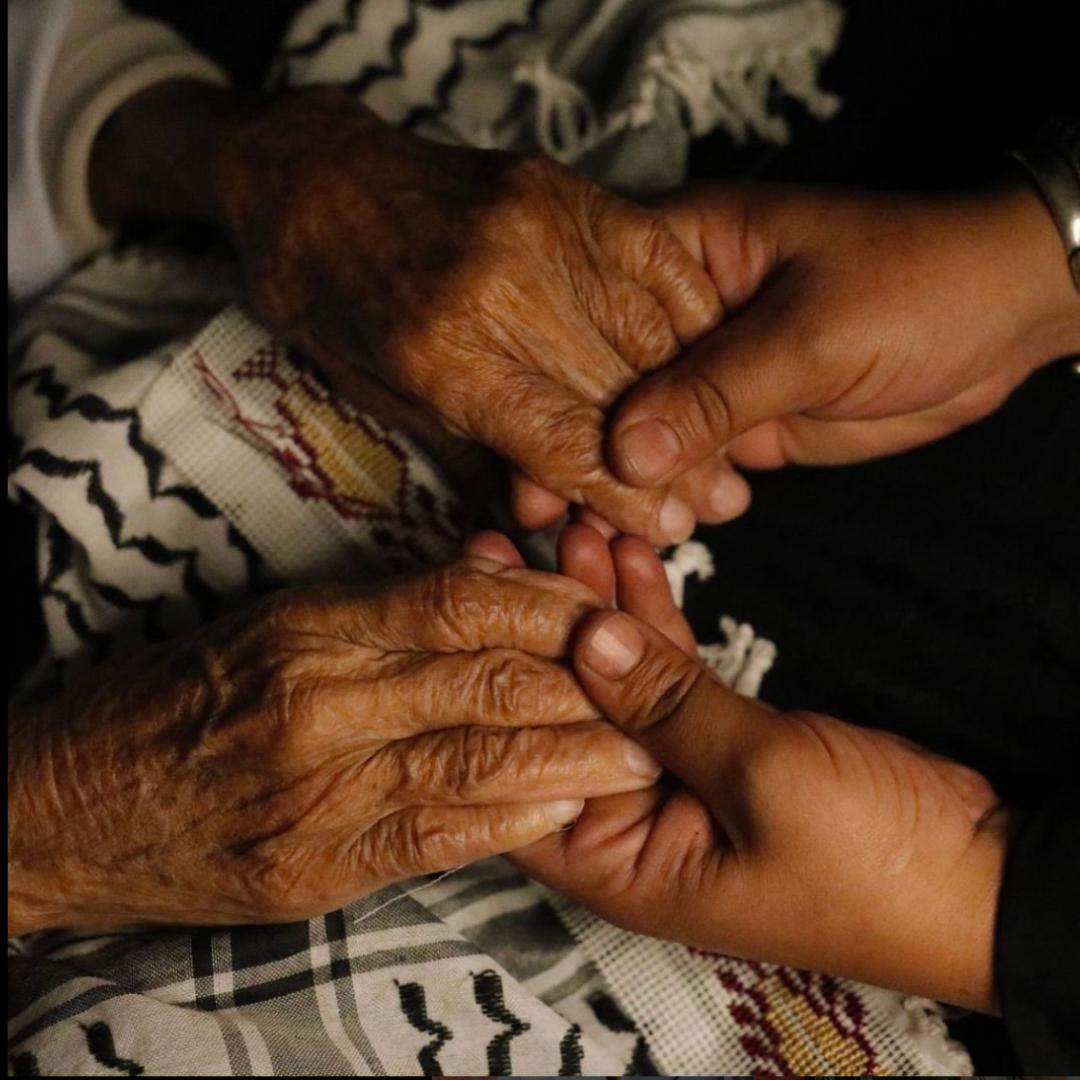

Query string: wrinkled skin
[466,529,1009,1013]
[210,87,723,544]
[515,181,1080,526]
[7,559,663,935]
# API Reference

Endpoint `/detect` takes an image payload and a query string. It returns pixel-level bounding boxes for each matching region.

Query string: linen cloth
[8,0,974,1074]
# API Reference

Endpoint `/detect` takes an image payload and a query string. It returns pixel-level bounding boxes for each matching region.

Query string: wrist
[845,796,1009,1013]
[207,85,386,239]
[983,182,1080,372]
[89,79,263,229]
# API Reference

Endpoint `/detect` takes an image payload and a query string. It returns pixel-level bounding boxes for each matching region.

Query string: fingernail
[659,494,695,544]
[545,799,585,825]
[584,613,646,678]
[623,740,662,777]
[619,420,681,483]
[708,471,749,519]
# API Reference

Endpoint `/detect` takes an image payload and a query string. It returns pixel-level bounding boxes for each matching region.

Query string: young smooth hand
[466,527,1010,1012]
[615,182,1080,476]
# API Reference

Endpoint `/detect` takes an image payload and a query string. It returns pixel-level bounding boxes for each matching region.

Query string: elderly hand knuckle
[477,653,544,717]
[372,814,427,877]
[258,655,332,749]
[452,728,520,798]
[421,564,490,639]
[631,303,678,364]
[641,219,678,265]
[197,639,319,764]
[531,401,602,468]
[394,728,505,802]
[379,810,459,878]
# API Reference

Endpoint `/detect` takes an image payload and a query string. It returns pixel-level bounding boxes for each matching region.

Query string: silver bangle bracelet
[1010,119,1080,292]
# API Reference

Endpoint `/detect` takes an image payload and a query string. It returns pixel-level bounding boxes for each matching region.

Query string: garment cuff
[55,50,227,262]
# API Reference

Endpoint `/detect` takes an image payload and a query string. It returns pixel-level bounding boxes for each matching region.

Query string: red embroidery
[690,950,881,1075]
[194,345,416,524]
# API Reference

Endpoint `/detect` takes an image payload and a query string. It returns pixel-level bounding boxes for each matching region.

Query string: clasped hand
[467,528,1009,1013]
[7,561,661,935]
[100,85,1078,538]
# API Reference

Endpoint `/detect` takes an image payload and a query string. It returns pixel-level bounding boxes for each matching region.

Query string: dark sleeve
[995,790,1080,1071]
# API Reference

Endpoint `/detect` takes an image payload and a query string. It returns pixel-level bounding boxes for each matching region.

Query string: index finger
[314,559,604,657]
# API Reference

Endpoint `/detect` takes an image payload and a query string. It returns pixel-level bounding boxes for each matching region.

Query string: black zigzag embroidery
[42,512,75,587]
[277,0,364,62]
[587,989,658,1076]
[20,366,281,597]
[80,1020,145,1076]
[396,980,452,1074]
[226,524,283,594]
[7,1051,41,1076]
[42,583,112,660]
[17,365,219,519]
[347,0,422,96]
[17,448,220,623]
[41,518,112,659]
[402,0,547,129]
[558,1021,584,1075]
[472,968,530,1075]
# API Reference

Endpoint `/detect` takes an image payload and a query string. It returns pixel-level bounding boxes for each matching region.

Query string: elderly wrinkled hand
[467,528,1009,1013]
[7,558,662,935]
[200,87,725,544]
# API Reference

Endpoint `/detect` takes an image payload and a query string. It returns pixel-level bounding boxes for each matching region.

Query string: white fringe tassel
[663,540,777,699]
[516,5,842,166]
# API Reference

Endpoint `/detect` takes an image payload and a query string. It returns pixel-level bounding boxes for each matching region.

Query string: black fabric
[680,360,1080,808]
[995,792,1080,1070]
[691,0,1080,191]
